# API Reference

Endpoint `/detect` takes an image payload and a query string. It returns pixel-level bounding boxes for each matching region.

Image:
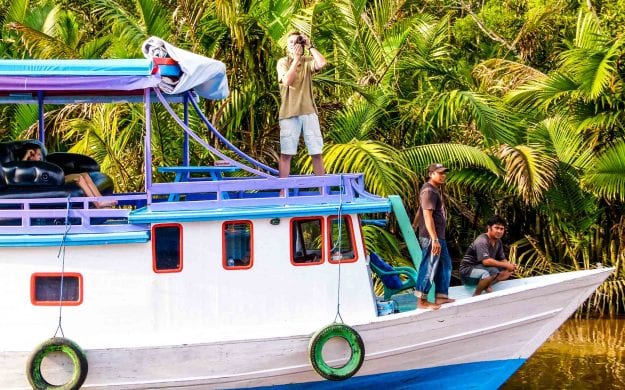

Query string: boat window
[291,217,324,265]
[152,223,183,273]
[31,273,82,306]
[328,216,358,264]
[223,221,253,269]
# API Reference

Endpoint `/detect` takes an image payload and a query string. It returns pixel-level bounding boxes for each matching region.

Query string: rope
[53,196,72,338]
[333,174,345,324]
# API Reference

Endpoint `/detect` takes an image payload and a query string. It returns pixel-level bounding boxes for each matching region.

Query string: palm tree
[495,11,625,315]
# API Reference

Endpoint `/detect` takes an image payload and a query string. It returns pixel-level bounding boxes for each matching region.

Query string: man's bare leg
[67,173,116,208]
[473,275,496,296]
[496,270,513,281]
[311,154,325,175]
[279,154,293,178]
[279,154,293,196]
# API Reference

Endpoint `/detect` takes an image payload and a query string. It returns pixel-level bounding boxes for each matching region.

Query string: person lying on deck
[20,144,116,208]
[459,215,517,296]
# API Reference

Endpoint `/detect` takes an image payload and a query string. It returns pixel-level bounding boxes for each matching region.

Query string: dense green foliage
[0,0,623,315]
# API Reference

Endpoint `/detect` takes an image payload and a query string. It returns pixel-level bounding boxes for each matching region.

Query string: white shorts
[279,113,323,156]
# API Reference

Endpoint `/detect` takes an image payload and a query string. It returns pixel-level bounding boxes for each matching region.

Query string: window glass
[223,221,253,269]
[31,273,82,305]
[328,216,357,263]
[291,217,323,264]
[153,224,183,272]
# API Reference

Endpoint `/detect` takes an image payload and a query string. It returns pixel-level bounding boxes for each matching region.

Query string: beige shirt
[277,56,317,119]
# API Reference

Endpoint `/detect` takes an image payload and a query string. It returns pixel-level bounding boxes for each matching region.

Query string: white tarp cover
[142,37,229,100]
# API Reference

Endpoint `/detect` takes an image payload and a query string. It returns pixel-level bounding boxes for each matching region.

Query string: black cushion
[0,187,76,199]
[0,140,47,163]
[46,152,100,174]
[0,173,113,199]
[1,161,65,186]
[0,139,115,198]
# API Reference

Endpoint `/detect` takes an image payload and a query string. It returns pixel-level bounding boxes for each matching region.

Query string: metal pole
[183,93,190,167]
[37,91,45,142]
[145,88,152,203]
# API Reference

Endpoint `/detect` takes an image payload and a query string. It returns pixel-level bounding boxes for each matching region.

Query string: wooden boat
[0,39,613,389]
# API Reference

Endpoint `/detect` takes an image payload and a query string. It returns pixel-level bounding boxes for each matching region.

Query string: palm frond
[362,224,406,266]
[401,143,501,175]
[5,0,29,24]
[326,94,388,143]
[445,168,506,194]
[543,169,599,234]
[530,116,594,169]
[505,72,578,113]
[473,58,547,96]
[498,144,557,205]
[87,0,160,54]
[78,36,112,59]
[426,90,522,146]
[7,22,78,58]
[581,141,625,201]
[307,140,416,197]
[574,11,604,50]
[560,38,624,101]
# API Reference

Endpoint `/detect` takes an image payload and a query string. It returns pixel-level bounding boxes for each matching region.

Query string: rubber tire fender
[26,337,88,390]
[308,323,365,381]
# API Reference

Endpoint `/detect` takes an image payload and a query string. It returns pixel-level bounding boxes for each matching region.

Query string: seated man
[20,144,116,208]
[459,215,517,296]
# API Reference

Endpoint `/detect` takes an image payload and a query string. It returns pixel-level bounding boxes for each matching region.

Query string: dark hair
[487,215,507,227]
[18,144,42,160]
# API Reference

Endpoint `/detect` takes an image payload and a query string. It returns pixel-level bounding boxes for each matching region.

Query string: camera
[295,35,306,46]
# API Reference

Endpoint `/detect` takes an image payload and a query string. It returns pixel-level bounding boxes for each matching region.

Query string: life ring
[26,337,88,390]
[308,323,365,381]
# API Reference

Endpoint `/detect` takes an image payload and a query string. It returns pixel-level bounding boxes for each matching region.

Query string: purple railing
[148,173,361,211]
[0,173,385,233]
[0,194,146,234]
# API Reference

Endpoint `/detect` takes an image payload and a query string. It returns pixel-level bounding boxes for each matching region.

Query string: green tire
[26,337,88,390]
[308,324,365,381]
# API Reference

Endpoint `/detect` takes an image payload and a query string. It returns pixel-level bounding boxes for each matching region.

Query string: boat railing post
[183,93,190,175]
[145,88,152,204]
[37,91,45,143]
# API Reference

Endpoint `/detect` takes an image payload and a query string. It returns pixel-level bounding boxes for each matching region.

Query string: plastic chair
[368,252,418,300]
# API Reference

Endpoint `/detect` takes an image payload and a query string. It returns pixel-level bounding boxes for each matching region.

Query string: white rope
[53,196,72,338]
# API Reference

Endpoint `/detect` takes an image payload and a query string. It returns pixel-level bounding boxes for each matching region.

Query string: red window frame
[152,223,183,273]
[327,215,359,264]
[31,273,83,306]
[222,220,254,270]
[290,216,325,266]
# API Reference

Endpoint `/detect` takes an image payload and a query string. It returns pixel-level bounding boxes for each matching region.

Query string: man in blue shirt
[459,215,517,296]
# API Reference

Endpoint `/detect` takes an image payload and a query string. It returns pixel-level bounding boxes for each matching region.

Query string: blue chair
[368,252,418,300]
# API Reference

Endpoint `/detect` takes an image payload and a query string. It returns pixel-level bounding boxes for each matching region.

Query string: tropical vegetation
[0,0,623,316]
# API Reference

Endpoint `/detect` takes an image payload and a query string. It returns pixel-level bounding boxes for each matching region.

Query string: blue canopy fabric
[0,59,153,76]
[0,39,229,101]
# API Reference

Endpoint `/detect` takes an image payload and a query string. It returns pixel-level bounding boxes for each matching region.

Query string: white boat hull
[1,267,611,389]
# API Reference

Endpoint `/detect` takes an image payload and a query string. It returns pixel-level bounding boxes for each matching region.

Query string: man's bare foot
[417,299,441,310]
[485,286,493,293]
[95,200,118,209]
[435,297,455,304]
